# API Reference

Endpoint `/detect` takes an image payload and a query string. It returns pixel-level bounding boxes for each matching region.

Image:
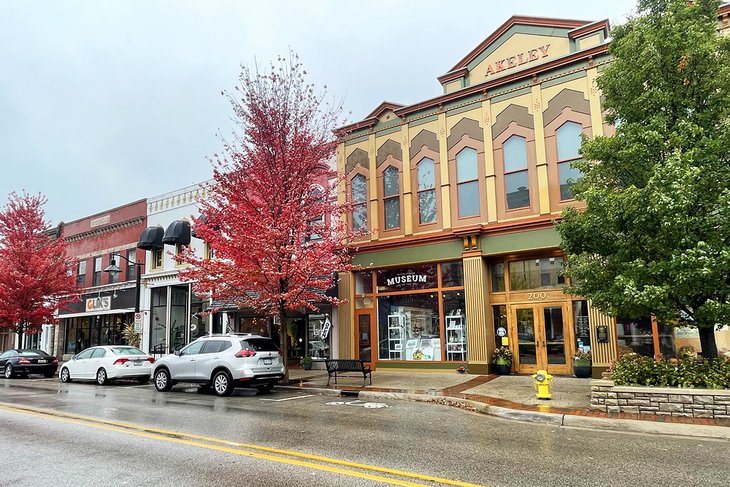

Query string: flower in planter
[490,346,513,364]
[572,348,592,362]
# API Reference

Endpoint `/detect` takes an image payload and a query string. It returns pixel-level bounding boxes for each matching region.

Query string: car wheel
[256,383,274,394]
[212,370,234,397]
[96,368,108,385]
[4,364,13,379]
[60,367,72,383]
[137,376,150,384]
[154,369,173,392]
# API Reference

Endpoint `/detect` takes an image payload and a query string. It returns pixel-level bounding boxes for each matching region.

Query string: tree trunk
[698,326,718,359]
[16,323,24,349]
[278,309,290,385]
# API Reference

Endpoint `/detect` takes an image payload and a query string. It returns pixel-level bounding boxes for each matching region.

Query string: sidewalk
[283,367,730,441]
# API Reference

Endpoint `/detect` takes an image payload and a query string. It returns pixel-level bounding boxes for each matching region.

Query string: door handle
[213,356,220,359]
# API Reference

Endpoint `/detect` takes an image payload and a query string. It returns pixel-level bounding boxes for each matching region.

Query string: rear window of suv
[240,339,279,352]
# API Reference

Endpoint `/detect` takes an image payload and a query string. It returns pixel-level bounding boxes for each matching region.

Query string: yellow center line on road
[0,402,488,487]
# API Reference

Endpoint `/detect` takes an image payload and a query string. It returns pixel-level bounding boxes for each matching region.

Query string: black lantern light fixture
[104,254,142,313]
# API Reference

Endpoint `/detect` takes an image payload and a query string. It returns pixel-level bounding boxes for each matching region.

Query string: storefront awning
[137,226,165,250]
[162,220,191,245]
[191,214,207,239]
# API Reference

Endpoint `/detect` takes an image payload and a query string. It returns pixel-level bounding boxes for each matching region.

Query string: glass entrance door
[356,311,374,366]
[511,304,571,374]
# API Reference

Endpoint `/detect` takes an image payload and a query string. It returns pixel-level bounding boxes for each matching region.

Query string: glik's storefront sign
[484,44,551,77]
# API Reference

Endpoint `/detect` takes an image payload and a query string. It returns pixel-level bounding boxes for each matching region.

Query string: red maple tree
[0,193,79,346]
[177,54,354,381]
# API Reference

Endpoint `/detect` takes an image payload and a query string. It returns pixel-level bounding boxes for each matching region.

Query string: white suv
[152,334,285,396]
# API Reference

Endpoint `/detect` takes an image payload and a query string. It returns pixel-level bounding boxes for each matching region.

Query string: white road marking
[260,394,315,402]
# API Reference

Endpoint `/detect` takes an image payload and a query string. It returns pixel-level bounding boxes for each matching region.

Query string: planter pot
[493,361,512,375]
[302,363,312,371]
[573,360,591,378]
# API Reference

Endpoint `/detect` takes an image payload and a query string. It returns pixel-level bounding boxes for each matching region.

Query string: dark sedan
[1,349,59,379]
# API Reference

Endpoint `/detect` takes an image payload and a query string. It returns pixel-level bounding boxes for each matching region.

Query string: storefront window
[573,300,591,352]
[443,291,466,361]
[307,314,331,359]
[64,318,78,354]
[441,262,464,288]
[491,263,505,292]
[493,305,508,349]
[150,287,167,354]
[616,316,664,357]
[169,286,188,352]
[355,271,373,295]
[508,257,564,290]
[378,293,440,361]
[190,295,210,341]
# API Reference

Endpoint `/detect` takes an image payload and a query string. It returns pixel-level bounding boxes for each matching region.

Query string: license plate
[38,360,47,364]
[133,361,142,366]
[264,358,272,365]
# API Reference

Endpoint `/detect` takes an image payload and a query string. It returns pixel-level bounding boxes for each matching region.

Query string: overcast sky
[0,0,637,226]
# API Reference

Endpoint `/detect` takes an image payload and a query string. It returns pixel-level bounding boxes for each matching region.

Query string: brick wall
[591,380,730,419]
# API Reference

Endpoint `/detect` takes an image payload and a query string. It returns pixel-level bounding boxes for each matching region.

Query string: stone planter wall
[591,380,730,419]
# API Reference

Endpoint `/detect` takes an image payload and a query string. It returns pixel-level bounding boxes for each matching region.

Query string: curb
[280,385,730,441]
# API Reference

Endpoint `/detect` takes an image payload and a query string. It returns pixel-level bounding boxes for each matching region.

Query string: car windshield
[241,339,279,352]
[110,347,146,356]
[18,350,49,357]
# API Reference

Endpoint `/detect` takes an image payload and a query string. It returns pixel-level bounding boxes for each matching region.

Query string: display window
[372,262,466,362]
[307,314,331,359]
[616,316,676,358]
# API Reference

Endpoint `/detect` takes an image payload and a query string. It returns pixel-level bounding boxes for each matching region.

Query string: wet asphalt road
[0,377,728,487]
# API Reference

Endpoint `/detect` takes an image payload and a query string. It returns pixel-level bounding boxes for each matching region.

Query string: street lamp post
[103,255,142,313]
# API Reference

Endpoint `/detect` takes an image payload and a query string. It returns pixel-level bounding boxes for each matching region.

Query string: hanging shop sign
[320,317,332,340]
[86,296,111,312]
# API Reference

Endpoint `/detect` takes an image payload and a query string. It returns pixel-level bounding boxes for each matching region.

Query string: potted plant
[300,355,313,371]
[491,346,513,375]
[572,349,592,378]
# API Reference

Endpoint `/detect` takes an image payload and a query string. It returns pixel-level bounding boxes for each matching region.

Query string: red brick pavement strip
[288,375,730,428]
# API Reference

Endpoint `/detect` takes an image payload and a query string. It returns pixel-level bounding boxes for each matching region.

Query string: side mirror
[71,354,77,360]
[174,349,181,356]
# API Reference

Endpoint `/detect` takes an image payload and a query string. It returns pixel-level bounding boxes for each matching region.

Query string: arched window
[556,122,583,200]
[416,157,436,224]
[503,135,530,210]
[382,166,400,230]
[456,147,479,218]
[351,174,368,232]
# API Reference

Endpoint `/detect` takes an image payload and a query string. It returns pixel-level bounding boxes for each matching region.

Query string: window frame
[126,249,137,282]
[77,259,87,287]
[151,248,164,270]
[376,156,404,237]
[347,168,370,240]
[493,122,538,219]
[409,146,442,232]
[448,137,487,226]
[109,252,121,284]
[544,109,592,212]
[92,256,103,287]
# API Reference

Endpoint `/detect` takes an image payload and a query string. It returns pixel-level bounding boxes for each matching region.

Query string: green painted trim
[377,362,463,370]
[491,86,532,104]
[352,240,463,267]
[465,25,574,72]
[541,69,587,89]
[376,124,402,137]
[445,99,483,117]
[345,134,369,147]
[481,227,561,255]
[408,114,439,128]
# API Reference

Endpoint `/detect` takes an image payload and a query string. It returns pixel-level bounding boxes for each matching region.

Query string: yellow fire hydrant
[532,369,553,400]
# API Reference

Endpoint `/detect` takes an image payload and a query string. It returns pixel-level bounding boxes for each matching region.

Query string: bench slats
[324,359,372,386]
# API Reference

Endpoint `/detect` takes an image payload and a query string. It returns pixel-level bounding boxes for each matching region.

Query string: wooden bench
[324,359,372,386]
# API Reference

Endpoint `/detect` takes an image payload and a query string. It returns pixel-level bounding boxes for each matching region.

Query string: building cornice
[64,216,145,243]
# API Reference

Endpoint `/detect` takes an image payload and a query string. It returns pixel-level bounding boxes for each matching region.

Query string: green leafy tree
[557,0,730,358]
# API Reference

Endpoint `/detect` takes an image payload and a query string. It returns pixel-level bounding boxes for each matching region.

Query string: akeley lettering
[484,44,551,77]
[386,274,428,286]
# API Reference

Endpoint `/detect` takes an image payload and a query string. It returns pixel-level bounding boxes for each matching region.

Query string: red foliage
[0,193,80,340]
[176,53,355,372]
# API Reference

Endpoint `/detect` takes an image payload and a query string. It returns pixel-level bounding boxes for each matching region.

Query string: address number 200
[528,292,548,300]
